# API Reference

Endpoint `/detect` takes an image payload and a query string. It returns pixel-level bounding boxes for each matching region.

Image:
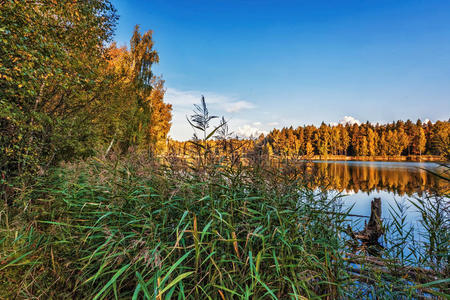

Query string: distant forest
[169,119,450,159]
[261,119,449,157]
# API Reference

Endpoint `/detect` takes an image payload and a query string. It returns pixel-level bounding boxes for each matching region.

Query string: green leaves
[92,263,130,300]
[1,0,118,186]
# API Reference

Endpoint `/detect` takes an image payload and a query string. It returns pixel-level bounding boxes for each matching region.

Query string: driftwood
[345,253,449,298]
[345,253,445,285]
[345,197,384,253]
[346,265,447,299]
[343,198,448,296]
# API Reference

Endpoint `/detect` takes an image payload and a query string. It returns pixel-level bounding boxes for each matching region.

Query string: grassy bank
[1,155,448,299]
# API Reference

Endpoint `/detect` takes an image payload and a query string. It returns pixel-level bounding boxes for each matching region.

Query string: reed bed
[1,155,448,299]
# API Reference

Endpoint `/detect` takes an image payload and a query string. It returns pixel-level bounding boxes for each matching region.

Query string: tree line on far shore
[261,119,449,158]
[168,119,449,160]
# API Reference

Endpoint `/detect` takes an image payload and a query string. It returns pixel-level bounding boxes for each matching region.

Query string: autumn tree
[317,123,330,156]
[306,141,314,157]
[264,143,274,157]
[360,136,369,156]
[340,125,350,155]
[295,126,305,155]
[385,130,396,155]
[378,131,388,156]
[367,128,377,156]
[1,1,173,191]
[348,124,358,155]
[430,120,450,159]
[99,26,171,155]
[120,26,160,150]
[1,0,117,182]
[330,126,340,155]
[416,126,427,156]
[147,79,172,155]
[397,128,410,156]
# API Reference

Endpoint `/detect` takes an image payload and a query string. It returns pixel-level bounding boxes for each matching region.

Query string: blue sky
[111,0,450,140]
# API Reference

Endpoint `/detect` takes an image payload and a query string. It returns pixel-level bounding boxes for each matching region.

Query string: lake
[303,161,449,231]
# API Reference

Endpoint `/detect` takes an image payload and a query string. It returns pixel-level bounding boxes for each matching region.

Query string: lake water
[305,161,449,230]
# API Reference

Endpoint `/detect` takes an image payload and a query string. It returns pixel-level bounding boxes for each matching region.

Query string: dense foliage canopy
[0,1,172,185]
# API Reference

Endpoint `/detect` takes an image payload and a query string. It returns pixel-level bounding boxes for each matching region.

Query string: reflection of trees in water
[302,163,449,196]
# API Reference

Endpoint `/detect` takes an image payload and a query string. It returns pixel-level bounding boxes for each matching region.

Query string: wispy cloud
[164,88,203,106]
[165,88,255,113]
[224,101,255,113]
[164,88,257,140]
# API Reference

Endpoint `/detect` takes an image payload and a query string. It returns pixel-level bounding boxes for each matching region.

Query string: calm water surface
[306,161,449,229]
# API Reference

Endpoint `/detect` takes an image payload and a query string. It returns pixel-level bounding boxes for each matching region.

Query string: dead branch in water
[345,197,384,251]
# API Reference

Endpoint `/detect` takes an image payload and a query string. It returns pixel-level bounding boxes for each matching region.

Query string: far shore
[272,154,447,163]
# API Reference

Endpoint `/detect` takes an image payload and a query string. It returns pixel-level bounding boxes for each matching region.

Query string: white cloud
[164,88,257,140]
[268,121,279,126]
[165,88,255,113]
[339,116,361,125]
[236,125,268,138]
[224,101,255,113]
[164,88,203,106]
[252,121,262,126]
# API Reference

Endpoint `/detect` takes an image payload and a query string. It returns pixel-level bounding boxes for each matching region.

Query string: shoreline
[274,155,447,163]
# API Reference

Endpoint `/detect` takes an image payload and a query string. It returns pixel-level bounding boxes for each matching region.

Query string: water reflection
[301,161,449,196]
[297,161,448,266]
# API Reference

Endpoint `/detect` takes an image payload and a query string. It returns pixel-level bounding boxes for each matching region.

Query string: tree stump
[346,198,384,253]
